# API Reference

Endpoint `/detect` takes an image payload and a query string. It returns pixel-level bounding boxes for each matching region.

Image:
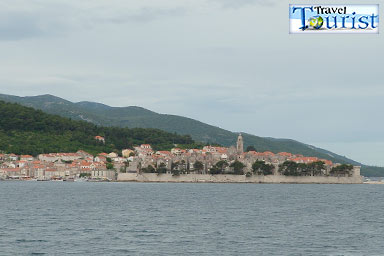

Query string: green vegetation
[171,168,180,176]
[209,160,246,175]
[193,161,204,173]
[230,161,246,175]
[279,161,326,176]
[246,145,256,152]
[209,166,222,175]
[209,160,229,175]
[252,160,274,175]
[330,164,354,176]
[0,94,365,163]
[0,101,198,156]
[215,160,229,173]
[0,94,382,177]
[141,165,156,173]
[157,163,167,174]
[171,161,187,174]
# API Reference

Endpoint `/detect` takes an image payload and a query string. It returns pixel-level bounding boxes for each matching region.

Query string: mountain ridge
[0,93,382,176]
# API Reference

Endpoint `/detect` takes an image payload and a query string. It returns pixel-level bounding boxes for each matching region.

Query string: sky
[0,0,383,166]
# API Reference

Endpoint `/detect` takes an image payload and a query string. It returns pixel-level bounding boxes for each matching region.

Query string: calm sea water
[1,182,384,256]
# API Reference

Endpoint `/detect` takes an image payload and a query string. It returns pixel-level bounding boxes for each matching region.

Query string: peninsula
[1,134,362,184]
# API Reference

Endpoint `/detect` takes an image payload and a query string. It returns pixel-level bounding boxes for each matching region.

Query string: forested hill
[0,101,197,156]
[0,94,383,176]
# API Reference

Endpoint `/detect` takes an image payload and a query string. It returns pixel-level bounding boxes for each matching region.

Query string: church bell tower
[236,133,244,154]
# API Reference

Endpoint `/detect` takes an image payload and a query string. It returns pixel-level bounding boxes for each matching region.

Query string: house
[45,168,63,179]
[80,161,96,170]
[108,152,118,158]
[171,148,186,156]
[188,149,202,154]
[290,157,319,164]
[94,156,107,163]
[95,136,105,143]
[220,154,228,160]
[38,153,81,162]
[20,155,34,161]
[2,168,22,178]
[122,149,134,158]
[140,144,152,150]
[134,145,154,158]
[91,169,116,181]
[9,154,18,161]
[156,151,172,157]
[278,152,293,158]
[203,146,217,153]
[15,161,27,168]
[77,150,93,159]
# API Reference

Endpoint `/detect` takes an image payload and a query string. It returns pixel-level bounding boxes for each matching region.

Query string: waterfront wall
[117,173,363,184]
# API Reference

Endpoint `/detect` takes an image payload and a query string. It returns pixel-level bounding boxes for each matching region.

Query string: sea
[1,181,383,256]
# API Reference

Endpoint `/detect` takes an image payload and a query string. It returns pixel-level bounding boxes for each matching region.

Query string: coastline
[117,173,363,184]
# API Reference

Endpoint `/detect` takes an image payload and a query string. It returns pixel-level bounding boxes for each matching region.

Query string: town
[0,134,361,182]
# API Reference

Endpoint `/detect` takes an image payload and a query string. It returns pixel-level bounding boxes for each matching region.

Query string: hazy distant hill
[0,93,382,176]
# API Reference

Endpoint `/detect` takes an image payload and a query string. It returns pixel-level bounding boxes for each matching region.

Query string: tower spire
[236,133,244,154]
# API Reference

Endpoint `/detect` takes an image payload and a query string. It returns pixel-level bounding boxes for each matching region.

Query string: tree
[171,161,178,170]
[171,168,180,176]
[157,163,167,174]
[141,165,156,173]
[179,160,187,173]
[279,161,300,176]
[279,161,326,176]
[194,161,204,173]
[106,163,114,170]
[330,164,353,176]
[246,145,256,152]
[0,100,202,156]
[215,160,229,173]
[252,160,274,175]
[209,166,222,175]
[230,161,246,175]
[307,161,325,176]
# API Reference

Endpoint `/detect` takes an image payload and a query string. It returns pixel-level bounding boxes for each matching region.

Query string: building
[122,149,134,158]
[95,136,105,143]
[91,169,116,181]
[236,133,244,154]
[20,155,34,161]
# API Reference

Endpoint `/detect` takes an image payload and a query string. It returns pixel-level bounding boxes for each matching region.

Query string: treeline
[278,161,354,176]
[0,101,199,156]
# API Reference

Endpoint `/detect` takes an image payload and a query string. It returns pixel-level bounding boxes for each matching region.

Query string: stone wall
[117,173,363,184]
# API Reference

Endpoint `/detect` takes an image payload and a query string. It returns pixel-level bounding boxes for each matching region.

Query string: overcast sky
[0,0,383,166]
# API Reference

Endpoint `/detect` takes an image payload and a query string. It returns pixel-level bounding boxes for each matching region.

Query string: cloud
[0,1,187,41]
[210,0,276,8]
[93,7,186,24]
[0,14,43,40]
[0,0,384,165]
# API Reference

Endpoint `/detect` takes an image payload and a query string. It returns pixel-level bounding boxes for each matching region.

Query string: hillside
[0,100,197,156]
[0,93,382,176]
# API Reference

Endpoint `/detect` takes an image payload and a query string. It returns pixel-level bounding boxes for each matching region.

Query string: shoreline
[117,173,363,184]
